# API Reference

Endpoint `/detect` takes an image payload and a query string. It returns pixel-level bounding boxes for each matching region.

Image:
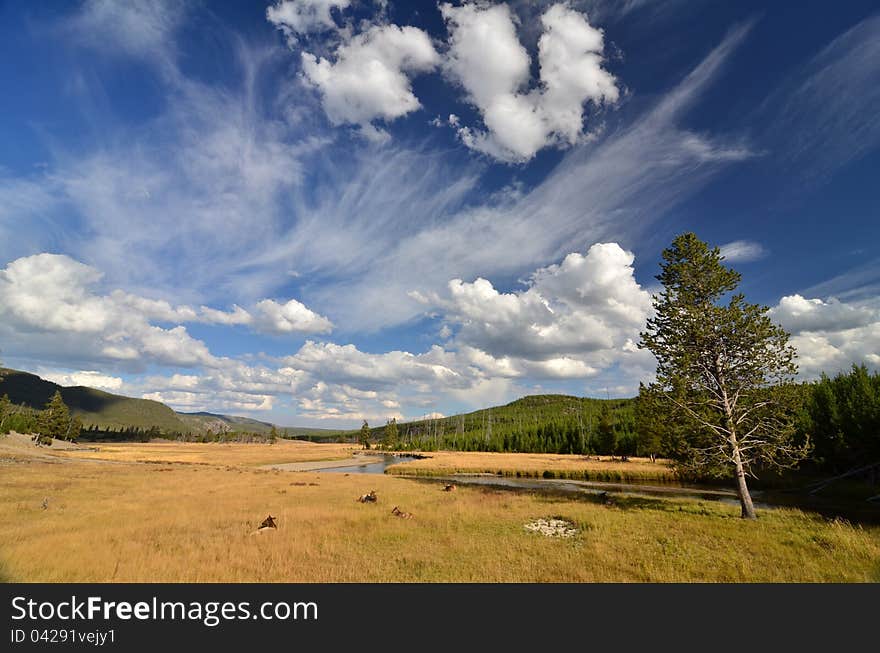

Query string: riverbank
[386,450,678,483]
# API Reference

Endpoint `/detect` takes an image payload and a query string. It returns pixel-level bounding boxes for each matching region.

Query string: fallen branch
[806,461,880,495]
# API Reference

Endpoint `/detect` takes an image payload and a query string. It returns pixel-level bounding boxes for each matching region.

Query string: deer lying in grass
[442,483,456,492]
[391,506,413,519]
[249,514,277,536]
[357,490,378,503]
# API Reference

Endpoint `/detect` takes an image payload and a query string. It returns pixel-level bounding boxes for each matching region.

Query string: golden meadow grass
[49,439,358,467]
[388,450,678,482]
[2,445,879,582]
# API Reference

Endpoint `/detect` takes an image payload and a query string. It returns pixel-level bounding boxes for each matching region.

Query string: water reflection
[320,454,419,474]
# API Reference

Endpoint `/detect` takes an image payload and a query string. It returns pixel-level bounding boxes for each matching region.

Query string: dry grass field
[388,450,678,482]
[2,439,879,582]
[48,439,358,467]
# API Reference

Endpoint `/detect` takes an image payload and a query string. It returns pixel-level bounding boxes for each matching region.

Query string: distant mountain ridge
[176,411,277,435]
[0,368,339,437]
[0,367,187,432]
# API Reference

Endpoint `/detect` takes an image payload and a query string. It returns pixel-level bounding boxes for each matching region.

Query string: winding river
[266,452,878,523]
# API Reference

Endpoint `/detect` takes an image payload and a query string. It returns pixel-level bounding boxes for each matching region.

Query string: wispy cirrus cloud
[758,14,880,186]
[798,259,880,303]
[0,37,325,308]
[63,0,189,78]
[719,239,767,263]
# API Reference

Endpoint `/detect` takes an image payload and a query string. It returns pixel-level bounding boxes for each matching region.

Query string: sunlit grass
[387,450,678,482]
[48,439,358,467]
[2,456,877,582]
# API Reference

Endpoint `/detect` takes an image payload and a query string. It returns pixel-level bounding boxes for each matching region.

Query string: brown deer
[357,490,378,503]
[249,514,277,536]
[391,506,413,519]
[442,483,456,492]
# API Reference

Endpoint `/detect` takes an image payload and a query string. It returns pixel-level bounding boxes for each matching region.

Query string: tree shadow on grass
[605,495,679,512]
[613,495,748,520]
[531,489,676,512]
[532,490,744,519]
[431,476,768,518]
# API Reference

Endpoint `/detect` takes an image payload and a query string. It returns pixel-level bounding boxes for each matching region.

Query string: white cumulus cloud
[254,298,334,335]
[0,253,333,371]
[267,0,351,43]
[771,294,876,333]
[198,304,253,326]
[37,369,124,392]
[441,2,618,162]
[770,294,880,378]
[301,24,440,140]
[430,243,652,366]
[0,254,217,369]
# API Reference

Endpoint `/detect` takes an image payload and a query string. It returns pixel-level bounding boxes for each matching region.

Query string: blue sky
[1,0,878,427]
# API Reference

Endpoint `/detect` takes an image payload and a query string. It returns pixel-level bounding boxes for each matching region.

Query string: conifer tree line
[799,364,880,474]
[363,396,642,457]
[636,365,880,475]
[80,424,281,444]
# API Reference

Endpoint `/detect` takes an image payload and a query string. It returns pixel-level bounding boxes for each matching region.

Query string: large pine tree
[639,233,809,518]
[0,393,11,432]
[36,390,71,445]
[359,420,372,450]
[383,418,398,450]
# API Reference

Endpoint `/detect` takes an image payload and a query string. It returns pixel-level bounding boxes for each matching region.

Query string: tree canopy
[359,420,372,449]
[383,418,399,449]
[35,391,72,445]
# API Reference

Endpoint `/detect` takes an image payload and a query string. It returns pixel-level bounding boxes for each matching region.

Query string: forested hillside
[0,368,342,442]
[365,394,641,455]
[0,368,188,433]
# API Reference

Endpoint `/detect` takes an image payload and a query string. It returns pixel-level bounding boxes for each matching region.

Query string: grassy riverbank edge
[385,451,679,483]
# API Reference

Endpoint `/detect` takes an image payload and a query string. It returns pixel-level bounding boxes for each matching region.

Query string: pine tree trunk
[721,379,757,520]
[732,442,757,519]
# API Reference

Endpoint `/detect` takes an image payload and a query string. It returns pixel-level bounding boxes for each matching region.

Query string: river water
[306,455,877,522]
[317,455,751,504]
[319,454,420,474]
